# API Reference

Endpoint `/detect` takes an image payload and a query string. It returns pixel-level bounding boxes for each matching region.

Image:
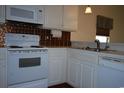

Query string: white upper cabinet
[44,5,78,31]
[63,5,78,31]
[34,5,45,24]
[0,5,5,23]
[44,6,63,30]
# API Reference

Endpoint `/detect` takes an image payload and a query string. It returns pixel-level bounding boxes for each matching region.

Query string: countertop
[70,47,124,58]
[1,46,124,57]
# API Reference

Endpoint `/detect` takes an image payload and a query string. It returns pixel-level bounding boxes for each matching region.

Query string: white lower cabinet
[67,48,98,88]
[48,48,67,86]
[0,48,7,88]
[67,58,81,87]
[81,63,97,88]
[67,59,98,88]
[0,61,7,88]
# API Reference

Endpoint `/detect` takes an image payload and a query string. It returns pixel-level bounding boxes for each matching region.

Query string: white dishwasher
[98,56,124,88]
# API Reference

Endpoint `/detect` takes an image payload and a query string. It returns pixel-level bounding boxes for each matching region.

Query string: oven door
[7,50,48,86]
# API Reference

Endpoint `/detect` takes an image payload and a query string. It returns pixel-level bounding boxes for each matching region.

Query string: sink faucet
[95,39,100,52]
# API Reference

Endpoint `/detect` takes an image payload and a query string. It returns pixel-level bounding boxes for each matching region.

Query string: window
[96,35,110,43]
[96,15,113,43]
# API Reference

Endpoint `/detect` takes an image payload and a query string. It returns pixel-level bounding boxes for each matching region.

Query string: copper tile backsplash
[0,21,71,47]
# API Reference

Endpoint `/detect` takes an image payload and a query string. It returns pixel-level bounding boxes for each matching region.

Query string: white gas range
[5,33,48,88]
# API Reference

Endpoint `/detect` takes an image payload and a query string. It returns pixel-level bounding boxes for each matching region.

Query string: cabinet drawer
[67,48,81,58]
[68,49,98,64]
[79,53,98,64]
[48,48,66,57]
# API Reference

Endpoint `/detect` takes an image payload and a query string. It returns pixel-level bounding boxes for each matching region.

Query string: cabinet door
[81,63,96,88]
[44,6,63,29]
[0,48,7,88]
[0,61,7,88]
[0,5,5,23]
[63,5,78,31]
[48,58,65,86]
[67,58,81,87]
[35,5,45,24]
[48,48,67,86]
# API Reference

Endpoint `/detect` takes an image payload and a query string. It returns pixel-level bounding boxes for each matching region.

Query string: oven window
[19,57,41,68]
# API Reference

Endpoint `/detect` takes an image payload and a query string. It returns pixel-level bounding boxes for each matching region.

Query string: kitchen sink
[84,48,96,51]
[83,47,117,52]
[98,48,117,52]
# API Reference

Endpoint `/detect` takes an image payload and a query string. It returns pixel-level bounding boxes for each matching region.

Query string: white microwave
[6,5,44,24]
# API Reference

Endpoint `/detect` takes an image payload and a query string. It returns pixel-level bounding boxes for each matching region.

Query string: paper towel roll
[51,30,62,38]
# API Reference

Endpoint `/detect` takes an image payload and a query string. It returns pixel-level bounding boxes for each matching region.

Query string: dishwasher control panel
[99,56,124,71]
